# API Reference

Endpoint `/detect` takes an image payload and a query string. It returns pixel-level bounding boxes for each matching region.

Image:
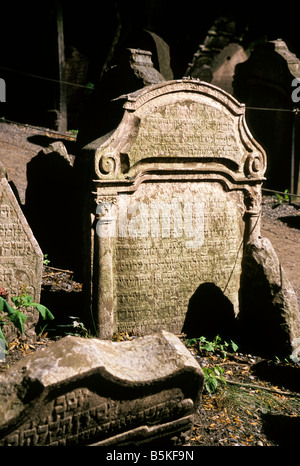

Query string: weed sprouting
[0,287,54,346]
[184,335,239,394]
[185,334,239,359]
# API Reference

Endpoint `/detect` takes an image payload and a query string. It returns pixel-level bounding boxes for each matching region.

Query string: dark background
[1,1,299,129]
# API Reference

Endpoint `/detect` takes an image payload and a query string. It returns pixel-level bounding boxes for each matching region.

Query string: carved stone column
[93,200,116,338]
[243,185,262,244]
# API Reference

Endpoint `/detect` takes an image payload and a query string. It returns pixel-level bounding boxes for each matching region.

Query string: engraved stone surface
[114,182,244,335]
[0,331,204,446]
[0,171,43,340]
[75,79,300,356]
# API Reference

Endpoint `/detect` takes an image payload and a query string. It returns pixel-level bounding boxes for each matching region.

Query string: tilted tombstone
[184,15,247,86]
[233,39,300,193]
[186,41,249,96]
[77,48,165,148]
[0,331,204,446]
[210,43,249,95]
[0,164,43,341]
[76,79,300,357]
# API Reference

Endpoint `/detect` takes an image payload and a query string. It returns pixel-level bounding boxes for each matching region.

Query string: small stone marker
[0,166,43,341]
[76,78,300,357]
[0,331,204,446]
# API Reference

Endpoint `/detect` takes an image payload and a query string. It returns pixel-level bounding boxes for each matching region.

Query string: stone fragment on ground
[0,330,204,446]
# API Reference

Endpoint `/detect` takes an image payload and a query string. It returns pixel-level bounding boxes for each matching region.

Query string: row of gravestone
[78,36,300,195]
[0,47,300,447]
[0,48,299,355]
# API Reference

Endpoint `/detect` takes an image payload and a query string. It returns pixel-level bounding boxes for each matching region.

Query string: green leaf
[21,294,34,306]
[8,309,27,333]
[199,336,208,343]
[214,335,222,344]
[214,367,221,377]
[205,377,218,394]
[32,303,54,321]
[12,294,33,308]
[0,296,15,315]
[203,341,215,352]
[231,340,239,352]
[185,338,197,347]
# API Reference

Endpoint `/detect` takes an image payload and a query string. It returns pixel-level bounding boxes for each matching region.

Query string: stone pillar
[93,200,116,338]
[244,189,262,244]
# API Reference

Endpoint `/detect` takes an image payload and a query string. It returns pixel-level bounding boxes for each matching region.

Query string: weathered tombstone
[233,39,300,193]
[77,48,166,148]
[185,16,246,85]
[186,42,248,96]
[0,331,204,446]
[76,78,300,357]
[210,43,249,95]
[124,29,174,81]
[0,164,43,341]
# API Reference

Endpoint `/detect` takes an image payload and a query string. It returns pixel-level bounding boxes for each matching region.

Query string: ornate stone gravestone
[0,164,43,341]
[76,79,300,356]
[0,331,204,446]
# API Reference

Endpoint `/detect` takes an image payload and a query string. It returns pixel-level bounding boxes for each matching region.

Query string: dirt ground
[0,120,299,447]
[261,197,300,304]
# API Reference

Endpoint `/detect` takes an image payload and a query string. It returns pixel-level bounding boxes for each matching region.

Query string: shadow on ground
[261,413,300,446]
[252,360,300,392]
[279,215,300,229]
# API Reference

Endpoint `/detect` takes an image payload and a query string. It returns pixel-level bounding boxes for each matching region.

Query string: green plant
[0,288,54,346]
[203,366,227,394]
[184,335,239,394]
[273,189,290,206]
[185,334,239,358]
[56,316,91,338]
[275,353,300,364]
[43,254,51,266]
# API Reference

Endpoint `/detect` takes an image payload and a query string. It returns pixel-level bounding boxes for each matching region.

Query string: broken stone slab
[0,330,204,446]
[0,170,43,342]
[239,236,300,357]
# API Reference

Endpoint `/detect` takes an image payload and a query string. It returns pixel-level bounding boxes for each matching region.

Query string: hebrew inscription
[128,98,243,165]
[0,177,43,338]
[0,332,204,446]
[77,79,270,339]
[1,387,189,446]
[114,182,245,334]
